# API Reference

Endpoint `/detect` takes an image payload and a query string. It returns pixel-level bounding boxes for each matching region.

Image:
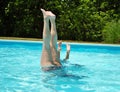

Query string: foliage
[0,0,120,43]
[102,20,120,43]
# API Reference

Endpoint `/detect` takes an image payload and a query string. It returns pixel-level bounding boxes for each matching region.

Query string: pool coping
[0,39,120,48]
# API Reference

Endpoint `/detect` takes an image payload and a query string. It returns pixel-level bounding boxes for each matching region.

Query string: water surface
[0,40,120,92]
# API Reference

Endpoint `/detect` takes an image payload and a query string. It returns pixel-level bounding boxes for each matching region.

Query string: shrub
[102,20,120,43]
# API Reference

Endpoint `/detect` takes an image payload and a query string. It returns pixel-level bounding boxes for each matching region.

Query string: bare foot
[49,12,56,22]
[41,8,55,19]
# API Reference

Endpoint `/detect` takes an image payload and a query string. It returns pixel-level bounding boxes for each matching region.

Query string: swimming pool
[0,40,120,92]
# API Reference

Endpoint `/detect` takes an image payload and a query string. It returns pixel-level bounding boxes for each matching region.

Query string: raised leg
[40,9,54,67]
[50,13,62,66]
[64,44,70,61]
[57,41,62,60]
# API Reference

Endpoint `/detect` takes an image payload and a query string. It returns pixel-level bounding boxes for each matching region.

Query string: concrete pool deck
[0,36,120,46]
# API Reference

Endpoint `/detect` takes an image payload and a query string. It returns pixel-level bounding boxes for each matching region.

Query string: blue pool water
[0,40,120,92]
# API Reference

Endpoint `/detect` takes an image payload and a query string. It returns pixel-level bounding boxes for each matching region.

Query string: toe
[41,8,45,12]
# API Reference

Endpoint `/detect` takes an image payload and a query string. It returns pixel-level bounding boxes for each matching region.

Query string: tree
[0,0,11,36]
[0,0,120,43]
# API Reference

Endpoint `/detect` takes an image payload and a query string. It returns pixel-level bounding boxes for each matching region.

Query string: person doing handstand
[40,9,70,71]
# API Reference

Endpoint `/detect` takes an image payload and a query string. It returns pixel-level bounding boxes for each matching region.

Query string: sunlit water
[0,40,120,92]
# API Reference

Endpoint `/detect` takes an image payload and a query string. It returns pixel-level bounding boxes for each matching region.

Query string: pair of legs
[40,9,70,70]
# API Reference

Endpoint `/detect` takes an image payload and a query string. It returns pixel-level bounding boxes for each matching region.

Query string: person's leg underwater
[40,9,54,67]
